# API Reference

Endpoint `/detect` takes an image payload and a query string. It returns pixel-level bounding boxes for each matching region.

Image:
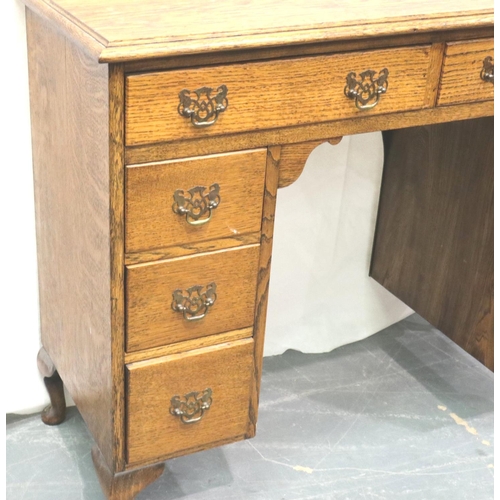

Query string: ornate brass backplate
[171,283,217,321]
[170,388,213,424]
[480,57,494,83]
[344,68,389,110]
[172,184,221,226]
[178,85,228,127]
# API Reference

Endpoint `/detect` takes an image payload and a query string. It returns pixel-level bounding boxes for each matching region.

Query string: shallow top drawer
[438,39,494,106]
[126,149,267,254]
[125,46,432,146]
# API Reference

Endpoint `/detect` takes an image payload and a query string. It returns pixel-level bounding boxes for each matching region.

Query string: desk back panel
[370,117,493,370]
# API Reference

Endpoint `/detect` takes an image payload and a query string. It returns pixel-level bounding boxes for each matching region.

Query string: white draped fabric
[264,132,413,356]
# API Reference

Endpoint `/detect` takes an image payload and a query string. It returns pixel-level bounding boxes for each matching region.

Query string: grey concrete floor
[7,314,494,499]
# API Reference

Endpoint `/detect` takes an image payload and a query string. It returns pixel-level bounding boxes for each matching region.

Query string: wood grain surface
[124,327,253,364]
[125,100,493,166]
[27,10,117,469]
[108,64,127,471]
[124,233,261,266]
[125,46,432,145]
[126,245,260,352]
[126,150,267,253]
[121,28,493,74]
[247,146,281,436]
[371,117,493,370]
[126,339,254,466]
[438,38,494,105]
[278,138,342,188]
[92,445,165,500]
[23,0,493,62]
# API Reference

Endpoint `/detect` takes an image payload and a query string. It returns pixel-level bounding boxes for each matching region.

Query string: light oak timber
[23,0,493,63]
[125,46,432,146]
[124,101,494,165]
[438,38,494,105]
[122,28,494,74]
[125,150,267,253]
[126,245,261,351]
[27,10,120,471]
[124,233,261,266]
[92,445,165,500]
[279,138,342,188]
[423,43,446,107]
[126,339,255,466]
[23,1,105,60]
[124,327,253,364]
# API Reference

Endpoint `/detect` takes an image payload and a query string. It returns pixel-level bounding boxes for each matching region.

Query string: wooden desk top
[24,0,493,62]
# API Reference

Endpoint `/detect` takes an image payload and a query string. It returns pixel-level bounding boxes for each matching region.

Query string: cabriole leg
[37,347,66,425]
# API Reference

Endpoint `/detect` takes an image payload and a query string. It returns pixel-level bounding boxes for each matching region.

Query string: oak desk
[23,1,493,498]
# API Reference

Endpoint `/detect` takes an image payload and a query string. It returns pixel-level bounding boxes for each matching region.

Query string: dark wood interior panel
[370,117,493,370]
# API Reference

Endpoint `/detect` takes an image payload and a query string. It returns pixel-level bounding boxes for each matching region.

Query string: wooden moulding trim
[124,233,261,266]
[124,101,494,166]
[109,63,126,472]
[124,327,254,364]
[122,28,494,73]
[100,12,494,63]
[23,0,106,60]
[22,1,493,63]
[126,243,260,270]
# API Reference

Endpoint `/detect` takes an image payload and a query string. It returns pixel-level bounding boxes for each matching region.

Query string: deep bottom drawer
[126,338,255,466]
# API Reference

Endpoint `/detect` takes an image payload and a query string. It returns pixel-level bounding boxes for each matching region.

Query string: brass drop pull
[172,184,221,226]
[344,68,389,110]
[171,283,217,321]
[178,85,228,127]
[170,388,213,424]
[480,57,494,83]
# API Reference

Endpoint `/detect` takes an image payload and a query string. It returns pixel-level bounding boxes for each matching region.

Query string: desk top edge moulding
[23,0,494,62]
[23,1,493,499]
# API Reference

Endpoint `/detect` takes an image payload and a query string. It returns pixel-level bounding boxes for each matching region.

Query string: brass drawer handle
[178,85,228,127]
[480,57,494,83]
[172,184,221,226]
[344,68,389,110]
[170,388,213,424]
[172,283,217,321]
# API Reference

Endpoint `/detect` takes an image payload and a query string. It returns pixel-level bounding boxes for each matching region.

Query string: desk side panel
[27,10,117,466]
[371,118,493,370]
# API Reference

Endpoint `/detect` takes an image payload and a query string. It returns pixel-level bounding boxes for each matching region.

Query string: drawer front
[125,46,432,146]
[126,338,254,465]
[126,245,260,352]
[126,149,267,254]
[438,39,494,106]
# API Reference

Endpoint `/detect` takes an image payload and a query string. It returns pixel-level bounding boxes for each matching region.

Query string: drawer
[126,245,260,352]
[126,338,254,465]
[125,46,432,146]
[126,149,267,254]
[438,39,494,106]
